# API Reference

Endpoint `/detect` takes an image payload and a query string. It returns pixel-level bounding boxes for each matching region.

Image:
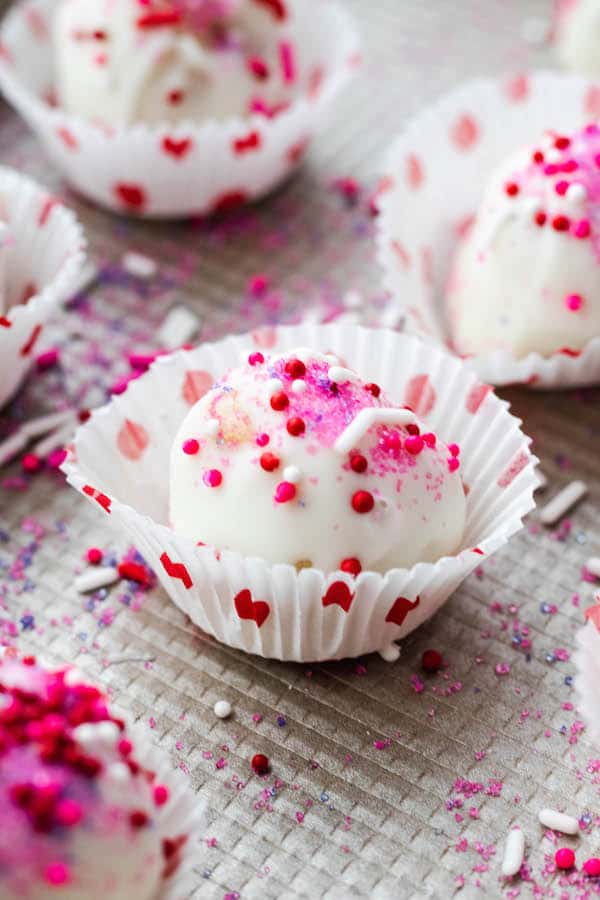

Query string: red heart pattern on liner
[385,595,421,628]
[160,553,193,590]
[322,581,354,613]
[234,590,270,628]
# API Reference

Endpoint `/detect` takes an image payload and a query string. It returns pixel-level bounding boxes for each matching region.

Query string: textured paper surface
[2,1,600,898]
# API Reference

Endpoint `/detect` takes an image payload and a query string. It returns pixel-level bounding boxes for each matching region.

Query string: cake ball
[555,0,600,77]
[446,124,600,359]
[0,653,182,900]
[53,0,296,126]
[170,349,466,573]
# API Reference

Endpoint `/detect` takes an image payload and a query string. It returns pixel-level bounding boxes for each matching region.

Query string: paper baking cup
[376,70,600,389]
[0,165,86,409]
[128,722,205,900]
[575,616,600,746]
[62,324,537,662]
[0,0,359,219]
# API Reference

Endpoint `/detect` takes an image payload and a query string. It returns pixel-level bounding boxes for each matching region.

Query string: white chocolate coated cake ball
[53,0,296,126]
[555,0,600,77]
[0,653,184,900]
[170,349,466,573]
[446,124,600,359]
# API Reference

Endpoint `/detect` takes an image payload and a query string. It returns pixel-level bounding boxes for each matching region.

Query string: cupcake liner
[0,165,86,408]
[128,721,205,900]
[376,70,600,389]
[0,0,359,219]
[62,323,537,662]
[575,612,600,746]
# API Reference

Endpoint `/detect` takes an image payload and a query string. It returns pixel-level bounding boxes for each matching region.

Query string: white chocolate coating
[446,125,600,359]
[53,0,296,126]
[556,0,600,78]
[170,349,466,573]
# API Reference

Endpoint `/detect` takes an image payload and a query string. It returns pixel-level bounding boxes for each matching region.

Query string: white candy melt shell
[0,0,360,219]
[62,324,537,663]
[0,166,86,409]
[376,70,600,389]
[575,618,600,745]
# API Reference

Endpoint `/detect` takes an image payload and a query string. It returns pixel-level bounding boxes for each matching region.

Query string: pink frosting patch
[450,115,479,151]
[117,419,149,461]
[182,370,213,405]
[504,73,529,103]
[465,383,492,414]
[497,450,529,488]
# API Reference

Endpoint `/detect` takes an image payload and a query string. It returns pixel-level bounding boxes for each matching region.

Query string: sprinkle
[248,352,264,366]
[379,643,401,662]
[505,182,519,196]
[365,383,381,397]
[247,56,270,81]
[565,294,583,312]
[575,219,591,238]
[284,358,306,379]
[286,417,305,436]
[283,466,301,484]
[153,785,169,806]
[36,348,60,371]
[335,408,416,455]
[405,435,424,455]
[122,251,157,278]
[555,848,575,870]
[279,41,295,83]
[21,453,42,474]
[158,305,201,349]
[349,452,367,473]
[182,438,200,455]
[551,215,570,232]
[567,183,587,203]
[251,753,270,775]
[260,452,280,472]
[266,378,284,396]
[351,490,374,514]
[340,558,362,576]
[276,716,286,727]
[274,481,296,503]
[583,858,600,877]
[45,863,70,886]
[74,567,119,594]
[422,649,443,673]
[538,808,579,835]
[501,827,525,877]
[328,366,360,385]
[86,547,103,565]
[539,480,587,525]
[214,700,232,719]
[534,211,547,227]
[291,379,307,394]
[203,469,223,488]
[256,433,270,446]
[270,391,289,411]
[495,663,511,676]
[448,458,460,473]
[117,561,148,584]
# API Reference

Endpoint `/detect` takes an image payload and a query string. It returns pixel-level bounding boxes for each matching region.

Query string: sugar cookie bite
[170,349,466,573]
[53,0,297,126]
[0,653,179,900]
[446,124,600,359]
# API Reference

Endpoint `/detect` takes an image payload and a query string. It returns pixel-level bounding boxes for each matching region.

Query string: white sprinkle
[291,379,307,394]
[74,566,119,594]
[335,408,417,455]
[539,480,588,525]
[0,430,27,467]
[122,251,157,279]
[266,378,284,396]
[214,700,232,719]
[379,643,400,663]
[203,418,220,438]
[283,466,302,484]
[343,290,362,310]
[32,421,76,458]
[586,557,600,578]
[567,183,587,204]
[158,305,201,350]
[73,724,97,746]
[328,366,360,385]
[538,808,579,835]
[22,409,75,439]
[502,827,525,877]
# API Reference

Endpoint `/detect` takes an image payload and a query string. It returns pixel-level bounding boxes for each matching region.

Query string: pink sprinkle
[448,458,460,473]
[448,443,460,457]
[248,352,264,366]
[495,663,510,676]
[86,547,103,565]
[45,863,70,886]
[203,469,223,488]
[54,799,82,827]
[22,453,42,474]
[182,438,200,455]
[565,293,583,311]
[279,41,296,83]
[247,55,269,80]
[248,274,269,297]
[256,433,270,447]
[574,219,591,238]
[36,348,59,371]
[153,784,169,806]
[47,448,67,469]
[252,713,262,723]
[405,435,424,455]
[584,857,600,877]
[555,180,569,196]
[128,352,158,371]
[274,481,296,503]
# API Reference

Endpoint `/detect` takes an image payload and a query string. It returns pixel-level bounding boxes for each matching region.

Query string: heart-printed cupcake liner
[0,0,359,219]
[62,323,537,662]
[575,610,600,747]
[0,164,86,409]
[376,70,600,389]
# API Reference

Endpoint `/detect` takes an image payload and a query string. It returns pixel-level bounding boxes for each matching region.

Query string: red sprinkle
[247,56,270,80]
[448,458,460,473]
[86,547,103,565]
[22,453,42,474]
[555,180,569,196]
[137,10,181,28]
[129,810,149,829]
[448,443,460,457]
[349,453,368,473]
[284,358,306,379]
[251,753,270,775]
[583,858,600,877]
[405,435,424,455]
[182,438,200,455]
[555,848,575,870]
[555,136,570,150]
[534,211,547,227]
[248,352,265,366]
[286,417,305,436]
[270,391,289,411]
[36,349,59,371]
[552,215,570,232]
[153,784,169,807]
[340,557,362,577]
[365,383,381,398]
[256,433,270,447]
[260,452,280,472]
[203,469,223,488]
[422,432,437,448]
[351,490,375,514]
[505,182,519,196]
[532,150,544,164]
[117,562,147,584]
[422,649,443,672]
